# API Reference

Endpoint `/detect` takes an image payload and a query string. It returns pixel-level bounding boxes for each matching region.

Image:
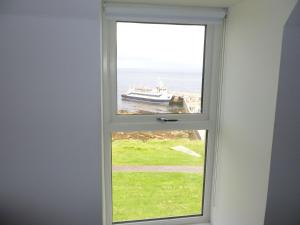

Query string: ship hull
[121,94,171,104]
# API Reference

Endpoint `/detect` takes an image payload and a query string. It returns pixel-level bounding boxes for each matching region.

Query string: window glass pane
[117,22,206,115]
[112,130,207,223]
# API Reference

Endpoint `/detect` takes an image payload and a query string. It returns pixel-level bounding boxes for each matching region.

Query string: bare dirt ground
[112,130,199,141]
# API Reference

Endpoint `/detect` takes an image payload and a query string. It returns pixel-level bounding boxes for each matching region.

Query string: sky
[117,22,206,74]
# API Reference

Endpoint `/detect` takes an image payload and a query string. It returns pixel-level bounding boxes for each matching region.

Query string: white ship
[121,82,173,104]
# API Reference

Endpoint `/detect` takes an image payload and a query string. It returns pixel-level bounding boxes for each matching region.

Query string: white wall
[212,0,297,225]
[105,0,241,7]
[0,1,102,225]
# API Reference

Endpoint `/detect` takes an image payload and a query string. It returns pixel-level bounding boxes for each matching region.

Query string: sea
[117,69,203,114]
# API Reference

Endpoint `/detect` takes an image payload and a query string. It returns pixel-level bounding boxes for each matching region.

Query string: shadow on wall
[264,1,300,225]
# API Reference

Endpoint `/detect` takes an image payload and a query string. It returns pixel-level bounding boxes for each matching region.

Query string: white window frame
[101,3,225,225]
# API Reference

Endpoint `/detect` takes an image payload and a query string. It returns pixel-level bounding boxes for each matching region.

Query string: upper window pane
[117,22,206,115]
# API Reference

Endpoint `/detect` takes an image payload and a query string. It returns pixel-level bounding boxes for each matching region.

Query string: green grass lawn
[112,138,205,166]
[112,137,206,222]
[112,172,203,222]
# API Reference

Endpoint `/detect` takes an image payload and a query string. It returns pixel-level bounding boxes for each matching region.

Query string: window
[116,22,206,115]
[112,130,207,223]
[102,3,225,225]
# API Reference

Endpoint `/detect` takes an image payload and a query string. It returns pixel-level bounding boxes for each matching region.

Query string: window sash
[103,128,216,225]
[104,20,219,122]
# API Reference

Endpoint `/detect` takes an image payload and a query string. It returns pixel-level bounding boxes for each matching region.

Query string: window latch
[157,117,179,122]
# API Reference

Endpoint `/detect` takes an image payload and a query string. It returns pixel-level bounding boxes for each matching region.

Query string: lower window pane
[112,130,207,223]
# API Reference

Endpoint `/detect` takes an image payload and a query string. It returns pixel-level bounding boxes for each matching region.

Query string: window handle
[157,117,179,122]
